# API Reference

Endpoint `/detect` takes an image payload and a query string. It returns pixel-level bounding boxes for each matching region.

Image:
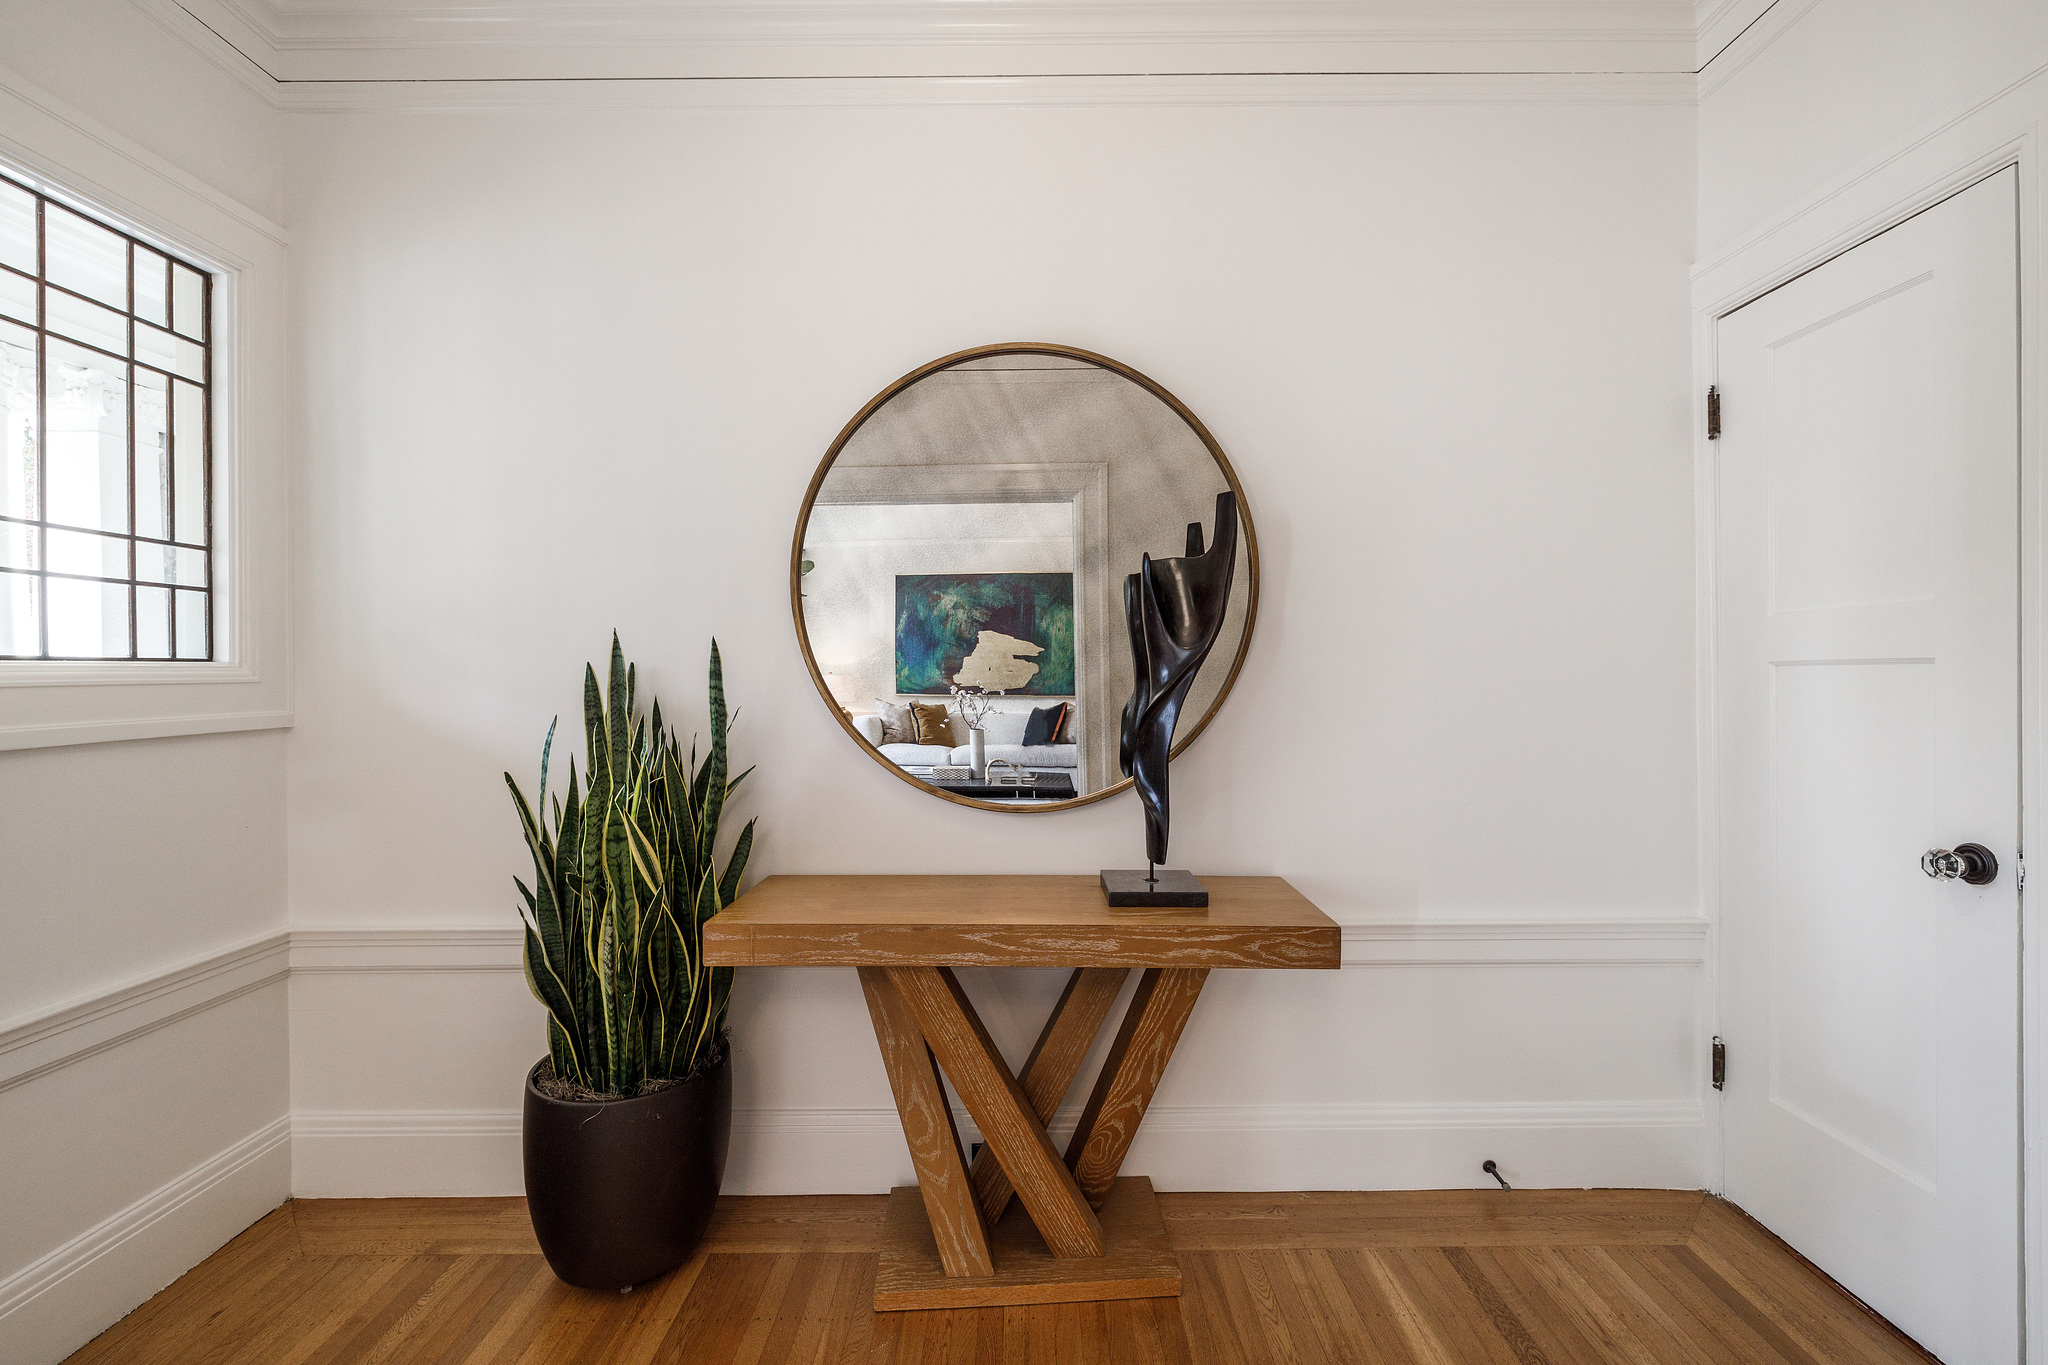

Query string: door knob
[1922,843,1999,885]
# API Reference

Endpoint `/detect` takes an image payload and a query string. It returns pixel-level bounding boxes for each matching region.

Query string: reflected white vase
[968,728,987,780]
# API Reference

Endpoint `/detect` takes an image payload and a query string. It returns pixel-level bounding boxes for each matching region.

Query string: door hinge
[1707,386,1722,441]
[1711,1036,1726,1091]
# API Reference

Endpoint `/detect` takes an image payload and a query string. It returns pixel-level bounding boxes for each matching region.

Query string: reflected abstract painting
[895,573,1076,696]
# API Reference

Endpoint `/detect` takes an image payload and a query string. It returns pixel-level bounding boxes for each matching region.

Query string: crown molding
[1692,0,1768,71]
[132,0,283,102]
[164,0,1702,83]
[274,70,1697,111]
[1696,0,1818,98]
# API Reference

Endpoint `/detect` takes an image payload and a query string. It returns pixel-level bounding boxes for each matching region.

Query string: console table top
[701,874,1340,969]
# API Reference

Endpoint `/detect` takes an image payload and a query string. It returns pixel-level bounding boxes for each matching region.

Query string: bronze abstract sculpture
[1102,490,1239,908]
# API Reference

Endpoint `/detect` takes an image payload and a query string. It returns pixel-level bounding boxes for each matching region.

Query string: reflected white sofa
[852,705,1079,780]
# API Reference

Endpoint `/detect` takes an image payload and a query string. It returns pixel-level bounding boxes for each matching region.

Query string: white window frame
[0,69,289,749]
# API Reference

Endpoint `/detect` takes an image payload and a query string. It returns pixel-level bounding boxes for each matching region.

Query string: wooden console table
[702,874,1339,1309]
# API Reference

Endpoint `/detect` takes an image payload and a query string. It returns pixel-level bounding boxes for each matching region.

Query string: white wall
[0,9,289,1363]
[284,88,1706,1196]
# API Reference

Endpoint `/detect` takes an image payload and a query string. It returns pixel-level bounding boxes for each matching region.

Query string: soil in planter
[530,1034,730,1104]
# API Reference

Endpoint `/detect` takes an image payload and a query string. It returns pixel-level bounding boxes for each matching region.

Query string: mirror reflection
[797,348,1256,809]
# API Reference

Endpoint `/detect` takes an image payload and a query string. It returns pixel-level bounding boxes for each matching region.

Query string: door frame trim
[1694,62,2048,1363]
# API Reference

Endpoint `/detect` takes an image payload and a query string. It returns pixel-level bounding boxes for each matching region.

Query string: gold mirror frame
[792,342,1261,813]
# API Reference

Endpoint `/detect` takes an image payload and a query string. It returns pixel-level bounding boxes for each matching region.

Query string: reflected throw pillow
[912,702,954,746]
[1022,703,1071,747]
[875,699,916,746]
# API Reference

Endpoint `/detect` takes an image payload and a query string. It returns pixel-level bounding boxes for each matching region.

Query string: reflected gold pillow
[912,703,953,745]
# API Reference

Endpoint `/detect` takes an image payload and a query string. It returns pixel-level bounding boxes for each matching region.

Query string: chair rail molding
[1339,917,1707,965]
[0,932,290,1093]
[280,916,1709,972]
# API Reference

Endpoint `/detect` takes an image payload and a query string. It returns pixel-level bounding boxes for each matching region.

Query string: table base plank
[858,967,994,1277]
[1067,967,1211,1207]
[876,1177,1181,1310]
[970,966,1130,1228]
[886,965,1107,1259]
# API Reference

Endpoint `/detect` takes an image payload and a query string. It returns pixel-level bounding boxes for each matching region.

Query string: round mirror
[793,344,1259,812]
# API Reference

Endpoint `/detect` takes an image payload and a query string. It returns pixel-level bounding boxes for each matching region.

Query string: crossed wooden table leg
[698,877,1340,1306]
[859,963,1209,1309]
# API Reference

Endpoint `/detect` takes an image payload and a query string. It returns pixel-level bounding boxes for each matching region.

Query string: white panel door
[1716,166,2021,1363]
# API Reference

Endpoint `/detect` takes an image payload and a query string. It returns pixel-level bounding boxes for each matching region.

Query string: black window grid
[0,168,213,661]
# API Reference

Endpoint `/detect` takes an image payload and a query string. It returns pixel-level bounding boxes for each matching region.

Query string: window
[0,172,213,661]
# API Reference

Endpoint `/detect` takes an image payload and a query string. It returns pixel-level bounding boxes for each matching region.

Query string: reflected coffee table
[913,771,1077,801]
[701,874,1339,1309]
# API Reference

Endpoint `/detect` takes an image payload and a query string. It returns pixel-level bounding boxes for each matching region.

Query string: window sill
[0,705,292,750]
[0,660,258,687]
[0,649,288,750]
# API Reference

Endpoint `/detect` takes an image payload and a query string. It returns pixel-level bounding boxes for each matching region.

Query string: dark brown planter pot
[522,1044,732,1290]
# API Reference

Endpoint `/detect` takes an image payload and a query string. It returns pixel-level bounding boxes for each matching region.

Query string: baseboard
[736,1102,1707,1194]
[732,1097,1701,1138]
[0,1116,290,1365]
[739,1099,1706,1193]
[291,1109,523,1198]
[291,1099,1706,1198]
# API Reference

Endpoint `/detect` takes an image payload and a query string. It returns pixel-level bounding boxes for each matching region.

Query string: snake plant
[506,635,756,1097]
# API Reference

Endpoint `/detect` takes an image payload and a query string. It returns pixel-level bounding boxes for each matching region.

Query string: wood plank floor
[64,1190,1937,1364]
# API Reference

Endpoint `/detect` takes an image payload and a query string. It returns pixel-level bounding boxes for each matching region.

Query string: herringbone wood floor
[64,1190,1936,1364]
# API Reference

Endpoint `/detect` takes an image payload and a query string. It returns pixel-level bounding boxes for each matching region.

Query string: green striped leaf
[696,641,730,882]
[523,921,583,1082]
[719,817,756,909]
[607,634,629,799]
[582,662,607,800]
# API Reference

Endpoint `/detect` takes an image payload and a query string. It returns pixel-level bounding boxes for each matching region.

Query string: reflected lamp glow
[821,672,862,715]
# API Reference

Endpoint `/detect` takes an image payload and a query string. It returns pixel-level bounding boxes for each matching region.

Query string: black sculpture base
[1100,868,1209,909]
